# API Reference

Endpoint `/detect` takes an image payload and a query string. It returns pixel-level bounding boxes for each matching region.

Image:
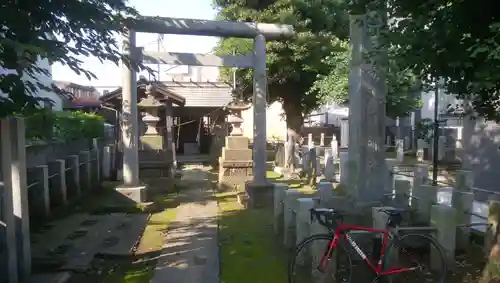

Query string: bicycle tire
[288,234,353,283]
[381,233,447,283]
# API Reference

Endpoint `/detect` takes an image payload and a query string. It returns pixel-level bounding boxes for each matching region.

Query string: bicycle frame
[320,221,415,276]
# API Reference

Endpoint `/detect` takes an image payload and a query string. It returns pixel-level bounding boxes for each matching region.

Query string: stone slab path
[150,165,219,283]
[31,212,148,272]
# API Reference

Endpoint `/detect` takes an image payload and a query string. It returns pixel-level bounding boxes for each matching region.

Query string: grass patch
[266,170,282,179]
[218,193,288,283]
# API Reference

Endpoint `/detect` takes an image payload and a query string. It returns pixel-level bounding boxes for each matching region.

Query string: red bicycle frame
[319,221,416,276]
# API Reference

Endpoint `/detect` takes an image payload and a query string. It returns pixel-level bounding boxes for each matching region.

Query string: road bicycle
[288,207,447,283]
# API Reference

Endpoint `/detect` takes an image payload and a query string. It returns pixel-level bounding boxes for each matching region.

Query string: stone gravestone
[307,133,313,149]
[324,154,335,182]
[275,143,286,167]
[417,139,426,162]
[301,146,310,171]
[404,136,410,151]
[396,139,404,163]
[307,147,318,186]
[331,134,339,159]
[438,136,446,161]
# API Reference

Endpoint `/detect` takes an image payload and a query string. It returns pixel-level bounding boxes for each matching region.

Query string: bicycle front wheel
[382,233,447,283]
[288,234,352,283]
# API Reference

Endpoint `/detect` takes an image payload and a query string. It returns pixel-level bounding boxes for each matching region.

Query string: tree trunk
[481,235,500,283]
[283,100,304,171]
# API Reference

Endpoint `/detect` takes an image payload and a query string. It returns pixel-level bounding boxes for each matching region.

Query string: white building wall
[420,88,460,120]
[0,57,62,110]
[241,101,287,141]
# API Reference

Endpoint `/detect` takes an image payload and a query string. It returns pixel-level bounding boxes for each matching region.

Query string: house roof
[157,81,233,108]
[100,81,186,106]
[69,97,102,108]
[52,81,101,104]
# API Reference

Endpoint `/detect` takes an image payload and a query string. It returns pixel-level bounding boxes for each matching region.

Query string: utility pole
[432,79,439,186]
[156,34,163,81]
[232,49,237,90]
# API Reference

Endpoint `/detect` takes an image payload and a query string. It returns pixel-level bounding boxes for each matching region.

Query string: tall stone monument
[347,9,387,202]
[218,98,253,192]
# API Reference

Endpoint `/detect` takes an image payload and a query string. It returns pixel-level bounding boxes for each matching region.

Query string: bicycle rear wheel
[288,234,352,283]
[381,233,447,283]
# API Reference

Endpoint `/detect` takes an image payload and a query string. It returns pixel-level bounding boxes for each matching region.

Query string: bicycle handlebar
[309,208,343,229]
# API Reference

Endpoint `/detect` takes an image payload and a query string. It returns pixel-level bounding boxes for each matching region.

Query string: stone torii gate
[119,17,295,193]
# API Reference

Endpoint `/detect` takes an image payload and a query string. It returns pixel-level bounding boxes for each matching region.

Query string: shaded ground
[28,178,182,283]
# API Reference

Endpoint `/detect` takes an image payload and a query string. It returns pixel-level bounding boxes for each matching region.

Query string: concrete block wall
[0,116,117,283]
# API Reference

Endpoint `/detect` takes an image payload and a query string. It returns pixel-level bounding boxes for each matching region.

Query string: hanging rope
[172,106,227,150]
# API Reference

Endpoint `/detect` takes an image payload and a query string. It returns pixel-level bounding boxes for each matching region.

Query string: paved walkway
[150,165,219,283]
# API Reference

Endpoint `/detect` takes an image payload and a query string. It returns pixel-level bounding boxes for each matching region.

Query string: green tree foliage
[25,109,105,143]
[364,0,500,121]
[0,0,138,117]
[362,1,500,280]
[213,0,350,135]
[311,42,422,118]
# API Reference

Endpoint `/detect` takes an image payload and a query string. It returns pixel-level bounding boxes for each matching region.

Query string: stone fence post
[339,151,348,184]
[9,117,31,279]
[79,150,91,191]
[485,200,500,258]
[29,165,50,217]
[66,155,80,196]
[273,183,287,235]
[394,179,411,207]
[47,159,67,207]
[451,190,473,250]
[284,189,304,249]
[430,204,457,270]
[102,146,112,180]
[1,118,19,283]
[413,184,438,223]
[296,198,315,246]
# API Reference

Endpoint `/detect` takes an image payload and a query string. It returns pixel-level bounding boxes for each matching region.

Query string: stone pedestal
[115,185,148,203]
[245,182,274,208]
[218,136,253,191]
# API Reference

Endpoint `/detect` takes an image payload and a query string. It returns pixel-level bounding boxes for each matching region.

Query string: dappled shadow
[147,165,219,283]
[29,177,182,278]
[463,118,500,201]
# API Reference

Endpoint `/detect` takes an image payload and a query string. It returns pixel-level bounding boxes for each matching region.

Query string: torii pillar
[119,17,294,201]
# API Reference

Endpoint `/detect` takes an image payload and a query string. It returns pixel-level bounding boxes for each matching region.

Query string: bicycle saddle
[377,207,410,216]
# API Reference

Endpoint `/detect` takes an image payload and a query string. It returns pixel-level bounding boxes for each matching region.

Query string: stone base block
[26,272,72,283]
[245,182,275,208]
[225,136,249,149]
[218,176,252,192]
[140,135,165,150]
[273,166,288,176]
[222,148,252,161]
[115,185,148,203]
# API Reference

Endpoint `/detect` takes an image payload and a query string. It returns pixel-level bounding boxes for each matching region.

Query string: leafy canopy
[0,0,138,117]
[366,0,500,121]
[213,0,350,128]
[310,42,423,118]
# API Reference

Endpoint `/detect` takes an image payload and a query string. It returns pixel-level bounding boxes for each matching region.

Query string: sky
[50,0,219,90]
